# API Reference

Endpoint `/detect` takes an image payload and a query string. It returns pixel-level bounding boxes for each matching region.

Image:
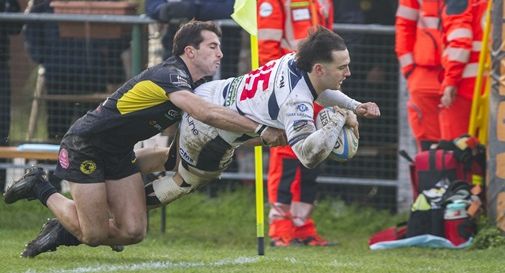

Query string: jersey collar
[302,72,319,100]
[174,55,196,88]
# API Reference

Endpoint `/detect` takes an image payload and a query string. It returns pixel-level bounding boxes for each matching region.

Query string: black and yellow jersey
[68,56,196,152]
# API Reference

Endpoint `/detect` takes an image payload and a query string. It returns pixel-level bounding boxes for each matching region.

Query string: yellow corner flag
[231,0,258,36]
[232,0,264,256]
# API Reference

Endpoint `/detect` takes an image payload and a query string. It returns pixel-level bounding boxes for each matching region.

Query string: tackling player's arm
[170,89,287,146]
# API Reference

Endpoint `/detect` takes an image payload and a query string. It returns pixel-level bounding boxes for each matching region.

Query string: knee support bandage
[152,175,192,205]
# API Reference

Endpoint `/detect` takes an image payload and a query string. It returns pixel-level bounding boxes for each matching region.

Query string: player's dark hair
[172,20,222,56]
[296,26,347,72]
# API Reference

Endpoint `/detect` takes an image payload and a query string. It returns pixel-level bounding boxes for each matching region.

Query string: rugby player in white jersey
[142,26,380,207]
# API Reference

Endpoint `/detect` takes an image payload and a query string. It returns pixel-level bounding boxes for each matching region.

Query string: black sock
[59,227,81,246]
[33,179,57,207]
[145,183,162,207]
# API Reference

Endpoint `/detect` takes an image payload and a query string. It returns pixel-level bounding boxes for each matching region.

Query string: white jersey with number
[212,53,318,146]
[178,53,343,175]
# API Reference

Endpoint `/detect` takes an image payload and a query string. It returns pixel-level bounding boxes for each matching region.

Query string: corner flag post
[231,0,265,256]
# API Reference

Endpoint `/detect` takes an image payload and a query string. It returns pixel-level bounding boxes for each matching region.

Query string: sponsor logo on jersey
[296,103,309,112]
[80,160,96,175]
[164,109,181,120]
[169,74,191,88]
[149,120,163,131]
[286,112,312,118]
[185,115,199,135]
[179,147,194,163]
[278,74,286,89]
[58,148,70,169]
[292,120,309,132]
[224,77,242,107]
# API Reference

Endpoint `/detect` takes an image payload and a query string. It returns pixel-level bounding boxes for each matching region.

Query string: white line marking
[23,256,260,273]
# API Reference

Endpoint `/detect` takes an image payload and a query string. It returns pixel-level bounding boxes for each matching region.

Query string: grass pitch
[1,188,504,273]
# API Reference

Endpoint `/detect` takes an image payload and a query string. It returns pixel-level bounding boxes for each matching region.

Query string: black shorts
[54,134,139,183]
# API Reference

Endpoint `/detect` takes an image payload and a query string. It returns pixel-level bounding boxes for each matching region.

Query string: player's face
[193,30,223,76]
[321,49,351,90]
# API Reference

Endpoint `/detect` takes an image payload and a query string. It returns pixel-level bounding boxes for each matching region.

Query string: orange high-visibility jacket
[257,0,333,66]
[395,0,443,80]
[441,0,488,99]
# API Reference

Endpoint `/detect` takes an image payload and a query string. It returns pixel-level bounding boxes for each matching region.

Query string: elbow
[300,149,330,169]
[301,160,318,169]
[298,155,321,169]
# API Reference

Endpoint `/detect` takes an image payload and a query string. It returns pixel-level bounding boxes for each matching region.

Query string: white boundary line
[23,257,260,273]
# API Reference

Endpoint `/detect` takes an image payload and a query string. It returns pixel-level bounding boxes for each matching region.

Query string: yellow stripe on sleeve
[117,80,169,115]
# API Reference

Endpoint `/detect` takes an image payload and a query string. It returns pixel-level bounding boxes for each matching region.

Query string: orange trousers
[439,95,472,140]
[407,91,442,148]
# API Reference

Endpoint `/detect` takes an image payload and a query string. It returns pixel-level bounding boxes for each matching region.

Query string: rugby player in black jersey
[3,20,286,257]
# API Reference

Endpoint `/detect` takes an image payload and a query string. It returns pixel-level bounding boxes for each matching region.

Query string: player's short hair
[172,20,222,56]
[296,26,347,72]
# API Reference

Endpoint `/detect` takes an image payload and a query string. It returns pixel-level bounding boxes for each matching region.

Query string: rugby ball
[315,107,359,162]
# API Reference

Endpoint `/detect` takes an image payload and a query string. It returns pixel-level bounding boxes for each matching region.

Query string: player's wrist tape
[255,124,268,136]
[351,100,361,113]
[260,136,269,146]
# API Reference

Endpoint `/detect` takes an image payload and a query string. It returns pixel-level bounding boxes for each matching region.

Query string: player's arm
[291,108,348,169]
[170,89,286,146]
[316,89,380,118]
[280,103,347,169]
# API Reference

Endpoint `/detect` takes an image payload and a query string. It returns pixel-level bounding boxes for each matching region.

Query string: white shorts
[177,80,238,183]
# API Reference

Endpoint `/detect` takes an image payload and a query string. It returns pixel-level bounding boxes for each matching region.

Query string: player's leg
[145,108,235,208]
[2,137,112,246]
[53,173,146,246]
[56,181,110,245]
[46,136,145,246]
[21,217,124,258]
[103,172,147,245]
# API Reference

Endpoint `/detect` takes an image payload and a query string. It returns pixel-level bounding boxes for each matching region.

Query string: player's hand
[260,127,287,147]
[355,102,380,118]
[345,110,360,138]
[439,86,456,108]
[328,106,348,126]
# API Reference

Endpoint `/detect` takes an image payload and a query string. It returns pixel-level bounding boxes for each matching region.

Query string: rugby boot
[21,218,61,258]
[110,244,125,252]
[21,218,124,258]
[4,167,46,204]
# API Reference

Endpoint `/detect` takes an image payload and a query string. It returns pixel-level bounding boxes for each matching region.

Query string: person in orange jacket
[258,0,333,65]
[258,0,334,247]
[258,0,381,248]
[439,0,488,140]
[395,0,443,151]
